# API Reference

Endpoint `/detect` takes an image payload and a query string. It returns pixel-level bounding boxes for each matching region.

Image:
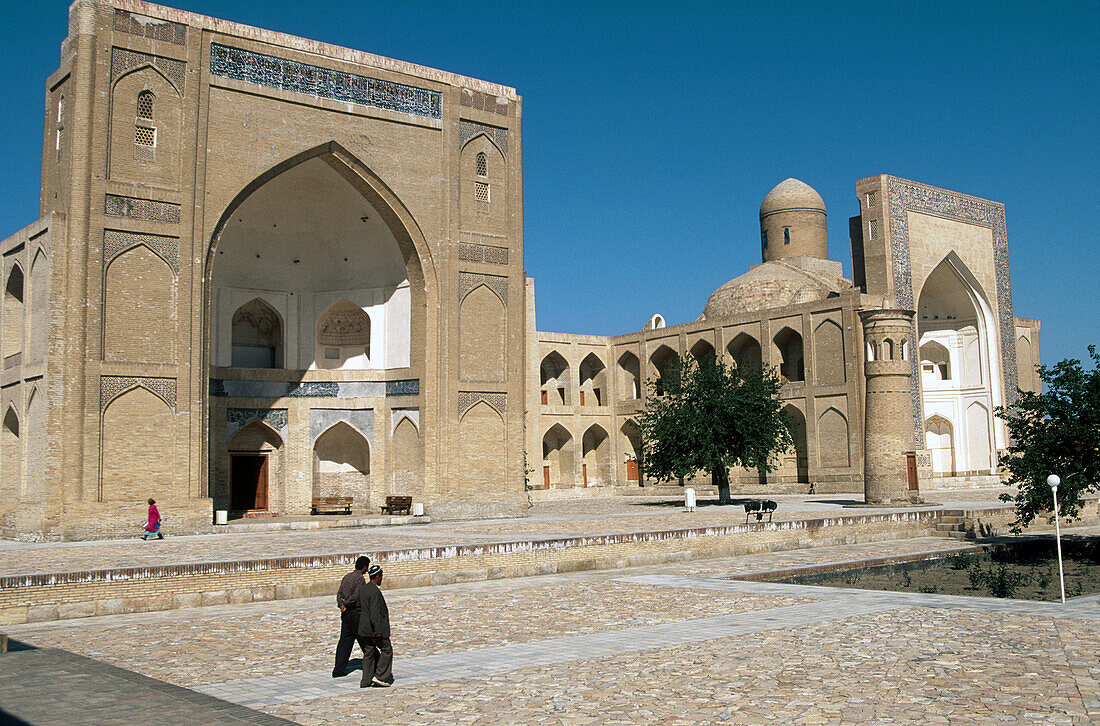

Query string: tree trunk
[713,465,731,504]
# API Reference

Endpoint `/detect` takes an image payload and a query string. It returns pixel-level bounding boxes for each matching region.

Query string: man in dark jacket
[358,564,393,688]
[332,555,370,678]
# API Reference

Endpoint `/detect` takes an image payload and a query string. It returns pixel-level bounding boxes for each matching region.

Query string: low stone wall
[959,500,1100,539]
[0,510,941,624]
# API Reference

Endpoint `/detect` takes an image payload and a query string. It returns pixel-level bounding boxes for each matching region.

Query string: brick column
[859,308,917,504]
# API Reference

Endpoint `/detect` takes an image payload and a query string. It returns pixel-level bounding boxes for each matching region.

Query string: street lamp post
[1047,474,1066,604]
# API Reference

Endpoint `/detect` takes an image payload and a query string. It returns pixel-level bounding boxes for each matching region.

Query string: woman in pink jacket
[142,498,163,540]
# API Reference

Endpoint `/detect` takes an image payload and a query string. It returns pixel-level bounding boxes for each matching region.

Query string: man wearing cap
[332,555,370,678]
[358,564,393,688]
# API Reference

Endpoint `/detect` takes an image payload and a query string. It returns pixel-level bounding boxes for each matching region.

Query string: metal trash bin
[685,488,697,512]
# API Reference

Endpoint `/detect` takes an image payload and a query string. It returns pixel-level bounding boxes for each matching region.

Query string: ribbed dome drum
[759,178,828,262]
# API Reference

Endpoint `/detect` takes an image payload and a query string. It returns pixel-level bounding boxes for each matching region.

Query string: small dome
[760,178,826,217]
[702,260,847,320]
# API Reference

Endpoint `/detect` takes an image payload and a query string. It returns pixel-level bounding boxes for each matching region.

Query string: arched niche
[689,339,716,366]
[581,424,610,486]
[620,420,642,483]
[578,352,607,406]
[542,423,574,488]
[817,408,850,468]
[2,407,20,506]
[773,327,804,383]
[917,254,1002,459]
[231,298,283,368]
[460,284,505,382]
[391,416,422,495]
[313,421,370,502]
[920,340,951,383]
[813,319,845,384]
[649,344,679,396]
[776,404,809,483]
[108,67,182,187]
[3,265,24,361]
[458,401,504,493]
[104,245,177,363]
[460,135,507,234]
[1016,336,1036,393]
[315,298,371,370]
[727,333,762,376]
[540,351,570,405]
[228,420,283,512]
[27,250,48,365]
[209,147,427,372]
[925,415,955,475]
[101,387,178,502]
[617,351,641,400]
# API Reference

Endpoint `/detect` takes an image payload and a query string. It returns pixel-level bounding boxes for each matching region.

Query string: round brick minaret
[859,308,917,504]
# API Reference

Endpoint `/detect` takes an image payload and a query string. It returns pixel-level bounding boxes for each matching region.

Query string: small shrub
[986,564,1029,598]
[918,584,939,594]
[841,571,861,586]
[1036,568,1052,591]
[949,554,970,570]
[898,569,912,588]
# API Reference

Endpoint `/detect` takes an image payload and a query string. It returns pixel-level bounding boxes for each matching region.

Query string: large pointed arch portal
[206,142,436,504]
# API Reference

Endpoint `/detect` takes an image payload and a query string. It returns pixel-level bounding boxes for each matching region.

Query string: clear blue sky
[2,1,1097,366]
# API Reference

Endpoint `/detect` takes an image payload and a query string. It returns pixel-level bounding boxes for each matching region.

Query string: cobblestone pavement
[7,534,1100,724]
[0,490,1015,577]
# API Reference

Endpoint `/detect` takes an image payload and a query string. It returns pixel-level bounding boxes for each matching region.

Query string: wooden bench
[381,495,412,515]
[311,496,353,515]
[743,499,778,522]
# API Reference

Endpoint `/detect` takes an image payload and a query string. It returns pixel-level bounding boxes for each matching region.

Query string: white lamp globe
[1047,474,1061,489]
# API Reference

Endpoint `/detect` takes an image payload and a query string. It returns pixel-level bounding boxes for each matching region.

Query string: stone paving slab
[0,647,294,725]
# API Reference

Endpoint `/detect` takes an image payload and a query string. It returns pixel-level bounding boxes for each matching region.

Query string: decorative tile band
[458,242,509,265]
[227,407,287,432]
[286,382,339,398]
[104,194,181,224]
[209,43,442,119]
[459,120,508,156]
[113,9,187,45]
[100,376,177,412]
[103,230,179,274]
[386,379,420,396]
[458,391,507,417]
[458,271,508,303]
[886,177,1018,447]
[209,379,419,399]
[110,47,186,94]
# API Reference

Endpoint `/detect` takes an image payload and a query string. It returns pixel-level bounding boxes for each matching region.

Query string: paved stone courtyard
[5,498,1099,725]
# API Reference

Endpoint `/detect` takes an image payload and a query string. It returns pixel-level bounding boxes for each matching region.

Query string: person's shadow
[337,657,364,676]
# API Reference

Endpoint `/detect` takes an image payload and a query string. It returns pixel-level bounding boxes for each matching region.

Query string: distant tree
[996,346,1100,529]
[636,354,792,503]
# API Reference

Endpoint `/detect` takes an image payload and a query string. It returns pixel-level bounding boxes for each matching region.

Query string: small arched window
[137,91,155,120]
[476,151,487,177]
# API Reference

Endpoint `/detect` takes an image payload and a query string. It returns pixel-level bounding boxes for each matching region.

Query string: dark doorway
[230,454,268,511]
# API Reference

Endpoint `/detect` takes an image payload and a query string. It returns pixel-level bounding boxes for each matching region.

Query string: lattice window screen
[135,126,157,147]
[476,152,487,177]
[475,181,490,202]
[136,92,155,120]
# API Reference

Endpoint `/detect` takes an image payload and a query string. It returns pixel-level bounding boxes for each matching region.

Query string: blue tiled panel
[209,44,442,119]
[386,379,420,396]
[887,177,1019,448]
[227,408,288,438]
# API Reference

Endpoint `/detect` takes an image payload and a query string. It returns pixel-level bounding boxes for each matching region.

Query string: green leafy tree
[996,346,1100,529]
[636,354,793,503]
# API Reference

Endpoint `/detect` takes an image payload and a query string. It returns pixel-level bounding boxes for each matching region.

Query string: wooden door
[230,454,269,510]
[626,460,639,481]
[255,455,269,508]
[906,453,919,491]
[582,463,588,486]
[543,465,551,489]
[541,390,548,405]
[580,391,586,406]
